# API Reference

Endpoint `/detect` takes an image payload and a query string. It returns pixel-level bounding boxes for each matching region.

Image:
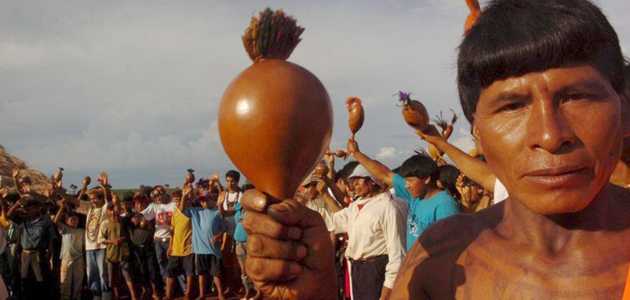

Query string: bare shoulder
[390,204,503,300]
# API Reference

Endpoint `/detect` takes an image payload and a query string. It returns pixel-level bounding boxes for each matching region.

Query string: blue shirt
[233,201,248,243]
[185,207,226,256]
[392,174,459,250]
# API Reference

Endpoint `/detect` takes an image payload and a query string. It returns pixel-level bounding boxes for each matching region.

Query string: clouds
[1,0,629,187]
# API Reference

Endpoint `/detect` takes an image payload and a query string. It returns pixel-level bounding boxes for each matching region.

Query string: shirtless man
[239,0,630,299]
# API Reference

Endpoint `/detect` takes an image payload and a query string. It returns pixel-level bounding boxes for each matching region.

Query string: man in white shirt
[141,185,176,280]
[330,165,406,300]
[296,169,342,234]
[72,175,111,300]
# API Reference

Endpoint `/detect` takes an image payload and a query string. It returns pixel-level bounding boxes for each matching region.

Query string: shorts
[108,260,132,285]
[20,250,45,281]
[166,254,194,277]
[195,254,221,276]
[130,245,160,284]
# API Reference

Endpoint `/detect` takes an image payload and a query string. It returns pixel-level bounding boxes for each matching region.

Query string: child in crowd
[129,211,160,300]
[53,201,85,300]
[6,197,57,298]
[101,201,137,300]
[165,189,194,300]
[142,185,176,283]
[128,194,161,300]
[185,188,227,300]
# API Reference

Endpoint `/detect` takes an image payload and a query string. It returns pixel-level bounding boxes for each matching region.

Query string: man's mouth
[522,165,590,187]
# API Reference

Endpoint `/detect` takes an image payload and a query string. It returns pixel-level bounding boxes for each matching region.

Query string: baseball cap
[348,165,373,180]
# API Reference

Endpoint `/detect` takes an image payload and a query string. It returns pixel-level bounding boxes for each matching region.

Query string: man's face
[151,187,168,204]
[302,183,319,201]
[18,178,31,194]
[405,176,427,199]
[88,193,104,207]
[474,65,625,214]
[313,162,328,178]
[350,177,373,198]
[200,198,217,209]
[133,199,147,212]
[226,176,238,190]
[336,178,348,194]
[66,216,79,228]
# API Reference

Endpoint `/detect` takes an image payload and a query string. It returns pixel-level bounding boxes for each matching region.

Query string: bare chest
[433,233,630,300]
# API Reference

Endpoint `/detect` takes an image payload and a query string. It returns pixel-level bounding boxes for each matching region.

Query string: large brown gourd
[397,91,430,131]
[218,8,333,200]
[346,96,364,140]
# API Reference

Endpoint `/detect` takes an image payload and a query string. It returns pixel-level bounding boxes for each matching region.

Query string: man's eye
[562,93,592,102]
[498,102,526,112]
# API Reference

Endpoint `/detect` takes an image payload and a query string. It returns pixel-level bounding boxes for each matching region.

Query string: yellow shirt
[0,215,9,230]
[168,208,192,256]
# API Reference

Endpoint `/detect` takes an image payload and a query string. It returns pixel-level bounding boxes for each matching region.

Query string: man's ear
[471,123,484,156]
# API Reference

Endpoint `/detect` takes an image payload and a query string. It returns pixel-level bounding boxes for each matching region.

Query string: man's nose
[526,95,577,154]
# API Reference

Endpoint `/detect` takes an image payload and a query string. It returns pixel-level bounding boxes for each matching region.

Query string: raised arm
[0,188,8,217]
[53,201,67,225]
[98,172,111,204]
[179,184,193,211]
[6,196,25,221]
[11,169,25,197]
[417,130,496,192]
[347,139,395,186]
[322,152,346,205]
[210,174,223,193]
[0,189,10,229]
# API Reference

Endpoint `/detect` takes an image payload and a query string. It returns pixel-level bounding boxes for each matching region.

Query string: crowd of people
[6,106,621,300]
[0,124,523,300]
[0,168,259,300]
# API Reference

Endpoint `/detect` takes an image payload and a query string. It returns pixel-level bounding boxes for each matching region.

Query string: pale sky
[1,0,629,188]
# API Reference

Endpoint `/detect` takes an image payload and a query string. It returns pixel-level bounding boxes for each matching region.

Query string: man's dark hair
[196,178,210,188]
[336,161,359,181]
[438,165,462,200]
[458,0,625,124]
[398,153,438,182]
[226,170,241,183]
[88,187,104,199]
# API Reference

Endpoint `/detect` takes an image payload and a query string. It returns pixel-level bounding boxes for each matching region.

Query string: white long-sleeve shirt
[305,196,334,232]
[331,192,406,288]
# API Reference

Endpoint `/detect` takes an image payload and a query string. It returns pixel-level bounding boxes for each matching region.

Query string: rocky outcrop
[0,145,51,193]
